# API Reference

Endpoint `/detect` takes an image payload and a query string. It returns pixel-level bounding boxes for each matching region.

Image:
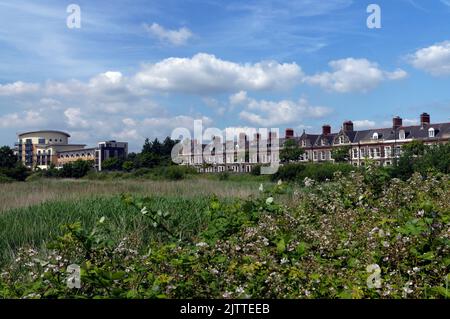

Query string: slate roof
[298,122,450,147]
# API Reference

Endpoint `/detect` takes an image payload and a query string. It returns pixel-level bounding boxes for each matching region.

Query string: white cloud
[0,81,39,95]
[133,53,303,94]
[64,108,90,128]
[239,96,331,126]
[0,110,46,128]
[353,120,376,129]
[382,118,419,127]
[145,23,193,46]
[403,118,419,126]
[408,41,450,76]
[305,58,407,93]
[229,91,249,105]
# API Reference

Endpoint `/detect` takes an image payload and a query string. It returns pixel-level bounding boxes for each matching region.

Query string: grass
[0,177,267,212]
[0,195,214,265]
[0,177,279,265]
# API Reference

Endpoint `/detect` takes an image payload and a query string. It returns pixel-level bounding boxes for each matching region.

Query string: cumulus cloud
[305,58,407,93]
[0,81,39,96]
[229,90,249,105]
[353,120,376,129]
[408,41,450,76]
[0,110,47,128]
[64,108,91,129]
[133,53,303,94]
[239,95,331,126]
[145,23,193,46]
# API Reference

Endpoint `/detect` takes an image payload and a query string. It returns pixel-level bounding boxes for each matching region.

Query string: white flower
[280,258,289,264]
[196,242,208,247]
[266,197,274,205]
[304,177,315,187]
[235,286,245,294]
[157,210,163,217]
[277,179,283,186]
[222,291,232,298]
[99,216,106,224]
[141,207,148,215]
[259,184,264,192]
[152,222,158,228]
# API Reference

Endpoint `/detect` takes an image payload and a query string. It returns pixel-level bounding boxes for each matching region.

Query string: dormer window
[373,132,379,140]
[321,139,327,146]
[301,140,306,147]
[428,127,435,138]
[338,136,345,144]
[399,129,405,140]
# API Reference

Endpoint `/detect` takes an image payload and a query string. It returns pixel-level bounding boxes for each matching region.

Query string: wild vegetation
[0,141,448,299]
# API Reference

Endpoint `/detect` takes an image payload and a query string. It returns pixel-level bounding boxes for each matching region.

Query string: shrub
[0,174,14,184]
[218,172,230,181]
[273,163,354,183]
[1,172,448,299]
[60,160,93,178]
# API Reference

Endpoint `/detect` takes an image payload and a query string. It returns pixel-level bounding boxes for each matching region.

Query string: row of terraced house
[179,113,450,173]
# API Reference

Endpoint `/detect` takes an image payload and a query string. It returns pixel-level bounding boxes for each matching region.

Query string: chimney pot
[393,116,403,130]
[285,128,294,139]
[343,121,354,132]
[322,124,331,136]
[420,112,430,127]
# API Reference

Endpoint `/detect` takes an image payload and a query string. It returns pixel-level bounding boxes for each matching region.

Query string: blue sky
[0,0,449,151]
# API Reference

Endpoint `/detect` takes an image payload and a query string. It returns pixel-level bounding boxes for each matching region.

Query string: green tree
[101,158,123,171]
[60,160,92,178]
[122,161,134,172]
[0,146,18,168]
[142,138,152,153]
[280,139,304,163]
[331,145,351,163]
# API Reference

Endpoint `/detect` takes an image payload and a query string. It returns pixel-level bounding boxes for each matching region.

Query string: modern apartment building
[179,113,450,172]
[15,130,128,171]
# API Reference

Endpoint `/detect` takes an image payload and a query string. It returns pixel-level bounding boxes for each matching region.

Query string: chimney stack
[285,128,294,139]
[343,121,354,132]
[322,124,331,136]
[393,116,403,130]
[420,112,430,127]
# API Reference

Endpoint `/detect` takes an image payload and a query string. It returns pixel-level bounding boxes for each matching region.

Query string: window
[373,132,378,140]
[313,151,318,160]
[352,149,358,158]
[360,148,366,158]
[428,128,435,138]
[384,146,391,158]
[399,130,405,140]
[38,138,45,144]
[394,146,401,156]
[321,139,327,146]
[338,136,345,144]
[301,140,306,147]
[320,151,325,160]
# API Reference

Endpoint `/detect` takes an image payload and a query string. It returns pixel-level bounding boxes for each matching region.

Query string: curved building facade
[16,130,128,171]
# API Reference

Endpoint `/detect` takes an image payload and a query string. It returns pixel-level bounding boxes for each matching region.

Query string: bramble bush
[0,170,448,299]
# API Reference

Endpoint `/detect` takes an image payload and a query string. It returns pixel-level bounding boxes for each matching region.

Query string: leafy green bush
[1,171,448,299]
[274,163,354,183]
[60,160,93,178]
[0,174,14,184]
